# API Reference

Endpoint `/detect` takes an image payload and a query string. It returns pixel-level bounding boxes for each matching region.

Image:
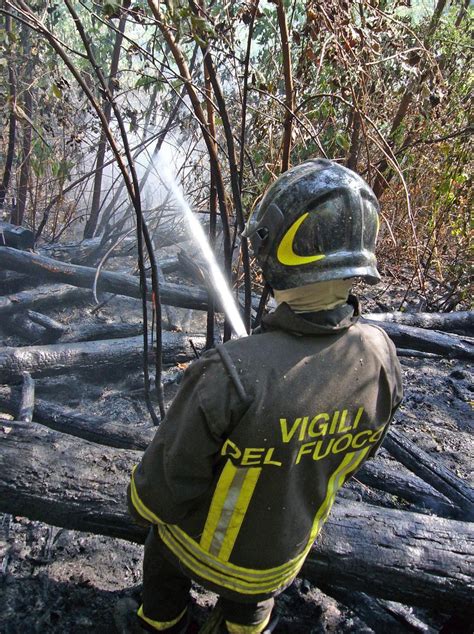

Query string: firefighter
[126,158,403,633]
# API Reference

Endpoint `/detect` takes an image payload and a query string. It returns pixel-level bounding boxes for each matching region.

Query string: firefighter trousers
[140,528,274,633]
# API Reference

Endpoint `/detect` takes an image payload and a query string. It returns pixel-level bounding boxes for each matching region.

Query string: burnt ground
[0,267,473,634]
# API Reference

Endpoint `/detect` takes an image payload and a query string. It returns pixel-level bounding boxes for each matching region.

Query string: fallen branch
[325,587,434,634]
[0,421,471,612]
[0,385,154,450]
[0,220,34,250]
[0,270,30,294]
[357,458,458,519]
[4,312,49,343]
[0,333,205,382]
[365,311,474,337]
[0,283,93,317]
[4,309,67,343]
[0,246,209,310]
[39,238,183,268]
[17,372,34,422]
[384,428,474,521]
[59,321,144,344]
[364,319,474,361]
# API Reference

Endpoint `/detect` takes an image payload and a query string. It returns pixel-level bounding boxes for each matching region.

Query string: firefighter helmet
[242,158,381,290]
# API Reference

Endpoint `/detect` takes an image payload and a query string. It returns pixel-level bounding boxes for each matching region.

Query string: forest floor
[0,262,472,634]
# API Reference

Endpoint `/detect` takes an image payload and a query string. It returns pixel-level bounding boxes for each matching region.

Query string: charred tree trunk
[39,238,181,269]
[0,420,472,613]
[302,499,473,615]
[4,309,66,343]
[59,321,144,344]
[0,332,205,382]
[13,22,33,226]
[0,385,154,450]
[83,0,131,239]
[0,12,17,211]
[384,428,474,521]
[363,319,473,361]
[0,284,93,318]
[17,371,34,422]
[0,247,209,310]
[357,458,459,519]
[365,311,474,337]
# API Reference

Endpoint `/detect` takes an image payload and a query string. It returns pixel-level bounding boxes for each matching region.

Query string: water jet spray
[156,151,247,339]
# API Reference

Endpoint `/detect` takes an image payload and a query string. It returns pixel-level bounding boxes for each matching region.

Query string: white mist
[156,150,247,339]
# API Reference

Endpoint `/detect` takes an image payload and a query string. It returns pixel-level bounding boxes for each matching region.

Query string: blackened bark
[83,0,131,239]
[0,13,17,211]
[0,332,205,382]
[13,22,33,226]
[0,420,472,612]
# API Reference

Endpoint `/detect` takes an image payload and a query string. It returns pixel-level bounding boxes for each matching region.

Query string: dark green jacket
[128,299,403,601]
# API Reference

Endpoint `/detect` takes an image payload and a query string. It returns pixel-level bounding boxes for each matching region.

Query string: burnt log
[303,501,473,615]
[356,459,458,519]
[0,385,154,450]
[0,420,472,613]
[0,246,208,310]
[4,310,67,343]
[365,311,474,337]
[324,587,434,634]
[4,312,48,342]
[0,284,93,318]
[39,237,135,264]
[384,428,474,521]
[0,270,31,294]
[0,333,205,382]
[17,372,34,422]
[0,221,34,249]
[363,319,474,360]
[39,238,182,270]
[26,310,67,335]
[59,321,144,344]
[0,246,264,317]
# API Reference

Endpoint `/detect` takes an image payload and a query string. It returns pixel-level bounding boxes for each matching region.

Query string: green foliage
[0,0,470,304]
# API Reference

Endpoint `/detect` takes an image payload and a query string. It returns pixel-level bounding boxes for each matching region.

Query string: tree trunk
[0,284,93,318]
[384,428,474,521]
[13,22,33,226]
[0,246,209,310]
[325,587,435,634]
[39,237,181,268]
[302,499,473,615]
[0,12,17,211]
[0,332,205,382]
[0,385,154,450]
[17,371,34,422]
[357,458,458,519]
[0,220,34,249]
[365,311,474,337]
[83,0,131,239]
[4,311,52,343]
[59,321,144,344]
[363,318,474,361]
[0,420,472,613]
[0,246,262,315]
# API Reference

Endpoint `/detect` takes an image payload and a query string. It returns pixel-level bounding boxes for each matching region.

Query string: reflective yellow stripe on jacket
[200,459,262,561]
[130,447,369,595]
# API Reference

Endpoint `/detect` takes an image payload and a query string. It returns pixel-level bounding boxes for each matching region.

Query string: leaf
[7,30,18,45]
[52,84,62,99]
[102,1,121,19]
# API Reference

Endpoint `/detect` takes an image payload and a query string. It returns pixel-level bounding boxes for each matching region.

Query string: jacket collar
[260,295,360,336]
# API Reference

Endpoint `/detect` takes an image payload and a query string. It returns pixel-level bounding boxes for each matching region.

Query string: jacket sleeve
[128,348,248,526]
[366,333,404,460]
